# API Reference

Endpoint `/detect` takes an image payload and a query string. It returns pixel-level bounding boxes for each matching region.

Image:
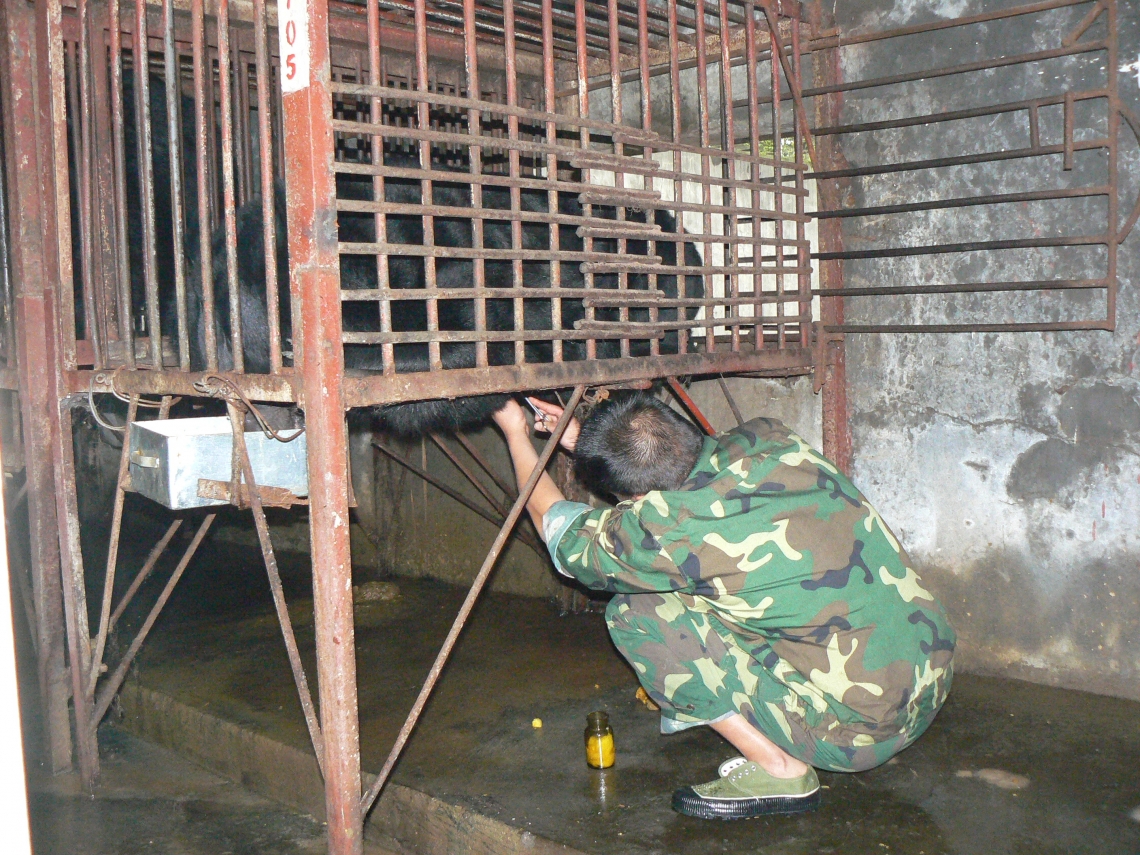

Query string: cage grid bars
[802,0,1130,335]
[8,3,1133,855]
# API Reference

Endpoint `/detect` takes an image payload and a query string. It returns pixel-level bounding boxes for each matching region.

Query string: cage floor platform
[113,557,1139,855]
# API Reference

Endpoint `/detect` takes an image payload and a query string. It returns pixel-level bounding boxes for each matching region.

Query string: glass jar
[584,711,615,769]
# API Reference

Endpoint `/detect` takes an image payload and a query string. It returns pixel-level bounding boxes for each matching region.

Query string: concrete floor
[98,537,1140,855]
[27,728,336,855]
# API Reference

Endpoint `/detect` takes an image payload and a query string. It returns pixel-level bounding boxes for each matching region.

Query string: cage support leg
[88,394,138,697]
[107,519,183,633]
[361,384,586,816]
[227,404,326,776]
[55,405,99,786]
[92,513,216,724]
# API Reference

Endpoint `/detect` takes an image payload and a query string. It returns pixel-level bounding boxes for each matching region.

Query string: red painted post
[277,2,363,853]
[0,0,79,777]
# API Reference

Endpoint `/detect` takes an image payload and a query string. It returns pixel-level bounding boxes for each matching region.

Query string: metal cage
[1,0,1135,853]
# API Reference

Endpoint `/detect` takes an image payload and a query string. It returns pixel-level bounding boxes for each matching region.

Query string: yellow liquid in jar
[586,732,615,768]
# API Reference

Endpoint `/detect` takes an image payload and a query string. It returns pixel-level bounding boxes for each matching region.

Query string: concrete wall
[832,0,1140,699]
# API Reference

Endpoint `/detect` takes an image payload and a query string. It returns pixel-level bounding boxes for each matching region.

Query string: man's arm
[491,399,575,534]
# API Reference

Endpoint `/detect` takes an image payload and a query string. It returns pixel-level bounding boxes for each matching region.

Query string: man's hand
[526,397,580,453]
[492,397,569,534]
[492,398,530,440]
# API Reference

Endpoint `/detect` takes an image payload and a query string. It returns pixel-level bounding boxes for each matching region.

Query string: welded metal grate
[330,0,818,406]
[54,0,817,407]
[805,0,1137,335]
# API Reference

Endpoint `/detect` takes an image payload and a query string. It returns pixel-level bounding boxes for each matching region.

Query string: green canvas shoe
[672,757,821,820]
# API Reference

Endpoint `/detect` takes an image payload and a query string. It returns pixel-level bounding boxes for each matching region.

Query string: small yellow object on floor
[635,687,660,711]
[532,718,543,729]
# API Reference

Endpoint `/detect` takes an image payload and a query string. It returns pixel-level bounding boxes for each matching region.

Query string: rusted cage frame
[5,2,1133,855]
[57,0,292,373]
[54,0,818,406]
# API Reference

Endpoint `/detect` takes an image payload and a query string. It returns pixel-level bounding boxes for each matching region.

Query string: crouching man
[492,392,954,820]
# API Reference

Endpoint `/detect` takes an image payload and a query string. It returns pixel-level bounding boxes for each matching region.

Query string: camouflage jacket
[543,417,956,730]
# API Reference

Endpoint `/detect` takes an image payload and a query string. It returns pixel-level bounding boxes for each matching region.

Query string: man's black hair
[573,392,705,499]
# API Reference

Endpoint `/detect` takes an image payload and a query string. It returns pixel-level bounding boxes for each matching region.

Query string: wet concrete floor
[115,538,1140,855]
[27,727,338,855]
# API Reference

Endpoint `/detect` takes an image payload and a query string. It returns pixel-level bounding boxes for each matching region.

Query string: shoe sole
[671,786,821,820]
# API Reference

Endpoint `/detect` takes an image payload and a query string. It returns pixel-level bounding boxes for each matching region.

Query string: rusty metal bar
[254,0,282,373]
[91,0,120,360]
[809,90,1107,137]
[667,0,687,352]
[2,0,76,773]
[372,439,546,556]
[455,432,517,499]
[84,367,297,399]
[229,403,326,776]
[192,0,217,369]
[694,0,717,351]
[809,138,1110,181]
[0,78,10,367]
[361,384,586,816]
[813,279,1106,298]
[108,518,183,631]
[341,243,666,264]
[459,0,486,368]
[1063,0,1106,48]
[77,0,104,366]
[163,0,190,369]
[43,3,79,371]
[364,0,393,374]
[828,0,1092,48]
[1063,90,1075,171]
[831,321,1114,334]
[815,234,1109,261]
[758,0,818,173]
[88,395,139,697]
[218,0,244,372]
[791,11,810,349]
[743,0,762,348]
[667,377,716,435]
[133,0,163,366]
[234,39,251,206]
[542,0,561,361]
[717,376,745,426]
[1104,0,1117,329]
[55,404,98,783]
[413,0,441,372]
[109,0,136,367]
[815,186,1110,219]
[92,512,216,725]
[806,41,1108,102]
[280,0,363,848]
[429,433,508,514]
[717,0,738,352]
[575,0,595,360]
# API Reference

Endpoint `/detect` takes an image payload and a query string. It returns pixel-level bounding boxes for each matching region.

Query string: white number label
[278,0,310,94]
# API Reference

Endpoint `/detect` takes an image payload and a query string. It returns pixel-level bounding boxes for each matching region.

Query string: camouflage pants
[605,591,951,773]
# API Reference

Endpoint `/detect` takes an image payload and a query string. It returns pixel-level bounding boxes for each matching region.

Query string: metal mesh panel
[330,0,817,404]
[806,0,1134,335]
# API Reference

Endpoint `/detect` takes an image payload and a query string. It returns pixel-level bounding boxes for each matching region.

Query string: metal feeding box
[128,417,308,510]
